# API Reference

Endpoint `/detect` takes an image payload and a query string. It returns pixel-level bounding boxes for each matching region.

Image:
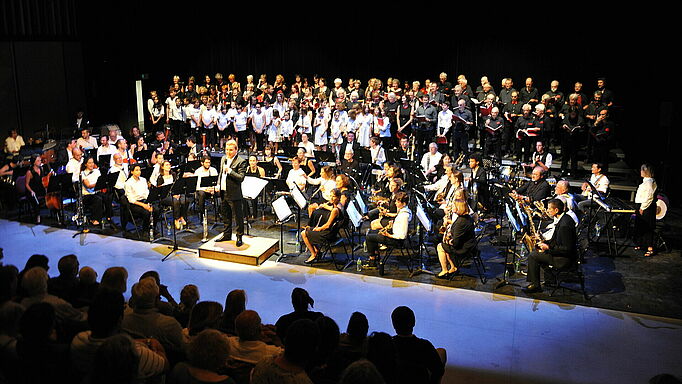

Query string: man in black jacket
[217,140,247,246]
[524,199,577,293]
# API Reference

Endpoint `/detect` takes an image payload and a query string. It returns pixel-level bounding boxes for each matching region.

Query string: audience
[0,252,459,384]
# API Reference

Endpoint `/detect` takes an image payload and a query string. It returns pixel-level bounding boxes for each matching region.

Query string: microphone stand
[162,175,196,261]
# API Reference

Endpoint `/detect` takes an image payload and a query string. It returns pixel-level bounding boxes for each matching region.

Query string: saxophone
[533,200,550,219]
[379,219,393,236]
[521,202,543,252]
[453,152,466,168]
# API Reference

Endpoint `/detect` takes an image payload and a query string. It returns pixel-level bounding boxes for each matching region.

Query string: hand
[538,243,550,251]
[639,209,643,215]
[144,203,152,212]
[159,284,172,300]
[581,182,588,191]
[313,226,322,232]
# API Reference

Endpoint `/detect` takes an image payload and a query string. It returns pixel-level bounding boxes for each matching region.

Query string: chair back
[15,175,27,195]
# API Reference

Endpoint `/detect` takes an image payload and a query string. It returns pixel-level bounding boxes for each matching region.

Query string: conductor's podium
[198,234,279,266]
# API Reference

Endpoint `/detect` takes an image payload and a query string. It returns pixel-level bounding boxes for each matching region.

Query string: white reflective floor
[1,219,681,384]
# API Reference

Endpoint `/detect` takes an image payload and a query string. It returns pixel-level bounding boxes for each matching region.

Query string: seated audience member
[121,277,185,360]
[0,278,24,384]
[173,284,200,329]
[339,359,386,384]
[391,306,446,384]
[19,266,88,333]
[137,270,178,315]
[219,289,246,336]
[227,310,283,364]
[274,287,323,342]
[70,288,168,380]
[16,302,70,383]
[338,311,369,360]
[89,333,166,384]
[47,254,80,305]
[309,316,345,384]
[72,266,99,308]
[251,318,319,384]
[99,266,128,295]
[169,329,236,384]
[184,301,223,340]
[16,254,49,298]
[366,331,397,384]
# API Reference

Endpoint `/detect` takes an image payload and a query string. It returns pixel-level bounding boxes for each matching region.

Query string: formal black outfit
[527,213,577,286]
[392,334,445,384]
[414,102,437,159]
[244,166,260,217]
[441,214,476,260]
[306,205,345,245]
[516,179,551,202]
[451,108,473,157]
[560,114,585,172]
[483,115,504,161]
[514,115,537,162]
[155,172,189,221]
[219,154,247,240]
[468,167,488,211]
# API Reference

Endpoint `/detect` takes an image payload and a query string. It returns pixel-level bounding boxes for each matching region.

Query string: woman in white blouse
[634,163,657,256]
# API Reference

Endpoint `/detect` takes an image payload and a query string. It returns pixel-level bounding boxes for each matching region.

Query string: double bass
[40,148,62,210]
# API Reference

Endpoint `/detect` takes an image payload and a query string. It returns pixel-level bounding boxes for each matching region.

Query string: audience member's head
[291,287,314,312]
[100,266,128,294]
[283,319,319,367]
[21,267,48,297]
[78,266,98,285]
[90,334,138,384]
[235,310,262,341]
[367,332,397,384]
[391,306,416,336]
[187,329,231,373]
[187,301,223,336]
[339,359,386,384]
[346,311,369,342]
[316,316,340,361]
[88,289,125,338]
[0,298,24,337]
[223,289,246,319]
[57,254,79,279]
[180,284,200,307]
[0,265,19,303]
[21,254,49,274]
[139,270,161,287]
[130,277,158,310]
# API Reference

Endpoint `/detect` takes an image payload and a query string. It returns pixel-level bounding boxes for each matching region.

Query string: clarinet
[149,205,154,242]
[202,206,209,242]
[73,171,86,226]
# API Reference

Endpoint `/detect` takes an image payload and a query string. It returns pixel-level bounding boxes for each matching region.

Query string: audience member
[227,309,283,365]
[219,288,246,336]
[88,333,166,384]
[174,284,200,329]
[339,359,386,384]
[391,306,445,384]
[73,266,99,308]
[168,329,236,384]
[47,254,80,305]
[185,301,223,339]
[275,287,323,342]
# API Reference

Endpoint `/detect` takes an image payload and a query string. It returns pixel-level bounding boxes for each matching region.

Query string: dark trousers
[484,135,502,161]
[414,129,433,159]
[561,133,582,171]
[160,195,188,219]
[527,251,572,286]
[635,203,656,248]
[83,193,107,221]
[366,231,404,256]
[195,190,215,217]
[452,130,468,158]
[221,194,244,237]
[129,204,151,229]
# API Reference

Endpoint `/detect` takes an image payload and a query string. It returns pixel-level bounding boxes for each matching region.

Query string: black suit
[219,154,247,237]
[468,167,488,210]
[442,214,476,258]
[527,213,577,286]
[517,179,551,202]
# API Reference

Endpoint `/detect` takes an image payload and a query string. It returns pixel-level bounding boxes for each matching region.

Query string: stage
[1,218,681,384]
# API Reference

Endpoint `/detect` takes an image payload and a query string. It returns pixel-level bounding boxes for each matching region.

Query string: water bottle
[595,222,602,237]
[166,221,172,237]
[356,258,362,272]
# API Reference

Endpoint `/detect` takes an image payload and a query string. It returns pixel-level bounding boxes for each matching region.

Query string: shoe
[435,271,450,279]
[523,283,542,294]
[216,232,231,242]
[174,219,181,230]
[235,236,244,247]
[644,249,656,257]
[303,257,317,264]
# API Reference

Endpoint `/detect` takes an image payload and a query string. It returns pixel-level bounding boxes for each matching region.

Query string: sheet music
[241,176,269,199]
[416,204,431,232]
[355,191,367,213]
[290,185,308,209]
[272,196,293,222]
[347,201,363,228]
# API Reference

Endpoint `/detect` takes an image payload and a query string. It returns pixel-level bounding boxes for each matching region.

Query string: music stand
[495,201,525,290]
[159,176,198,261]
[272,195,295,262]
[46,172,73,226]
[147,184,172,244]
[241,176,269,235]
[98,154,112,171]
[410,195,435,277]
[134,149,154,164]
[289,183,308,253]
[258,161,277,177]
[182,160,201,174]
[399,158,427,187]
[198,175,220,237]
[265,178,292,229]
[92,170,119,230]
[314,150,336,166]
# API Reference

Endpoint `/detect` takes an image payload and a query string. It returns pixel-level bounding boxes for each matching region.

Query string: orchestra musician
[435,195,476,278]
[124,163,156,233]
[523,140,552,175]
[337,148,359,178]
[306,166,337,221]
[262,145,282,178]
[575,163,610,214]
[151,160,190,230]
[634,164,657,257]
[364,191,411,267]
[286,156,308,192]
[244,155,266,219]
[217,140,247,246]
[421,143,442,182]
[66,148,84,182]
[109,153,132,231]
[367,178,404,231]
[553,180,579,226]
[510,166,551,203]
[431,167,464,233]
[301,188,346,264]
[465,153,488,212]
[79,157,113,227]
[24,155,46,223]
[193,155,218,220]
[523,199,577,294]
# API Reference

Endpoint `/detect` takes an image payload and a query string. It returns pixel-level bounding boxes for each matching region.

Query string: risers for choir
[198,234,279,266]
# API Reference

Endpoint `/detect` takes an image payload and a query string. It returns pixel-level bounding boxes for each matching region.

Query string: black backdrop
[2,2,678,200]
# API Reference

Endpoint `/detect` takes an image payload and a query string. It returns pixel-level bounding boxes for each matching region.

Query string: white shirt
[66,158,83,182]
[77,136,98,150]
[370,146,386,166]
[307,177,336,202]
[80,168,101,195]
[194,166,218,191]
[234,111,248,132]
[124,176,149,203]
[286,168,307,191]
[532,151,553,169]
[4,135,25,153]
[437,110,453,136]
[97,144,117,160]
[421,151,442,173]
[220,156,237,191]
[583,173,610,197]
[424,174,449,192]
[391,207,412,240]
[298,141,315,158]
[635,177,657,210]
[201,108,217,129]
[110,163,128,190]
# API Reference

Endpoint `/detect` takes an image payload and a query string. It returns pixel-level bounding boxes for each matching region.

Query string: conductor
[217,140,247,246]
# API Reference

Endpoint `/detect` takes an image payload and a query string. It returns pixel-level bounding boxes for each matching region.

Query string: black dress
[306,206,345,245]
[244,167,260,217]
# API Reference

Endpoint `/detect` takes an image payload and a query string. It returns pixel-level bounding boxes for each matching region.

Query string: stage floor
[1,219,681,384]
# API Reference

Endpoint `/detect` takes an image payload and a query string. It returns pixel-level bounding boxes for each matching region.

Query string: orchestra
[4,72,657,289]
